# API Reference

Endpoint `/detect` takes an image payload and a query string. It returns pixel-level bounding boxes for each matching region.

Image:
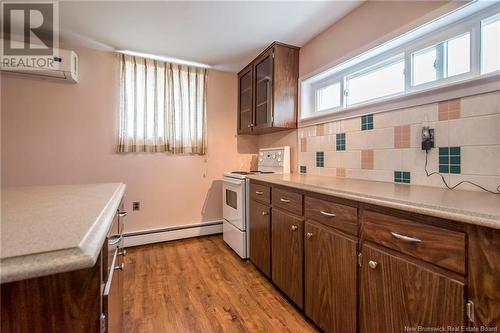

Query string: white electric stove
[222,147,290,258]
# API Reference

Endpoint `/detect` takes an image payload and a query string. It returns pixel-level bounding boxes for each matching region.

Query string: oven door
[222,176,245,231]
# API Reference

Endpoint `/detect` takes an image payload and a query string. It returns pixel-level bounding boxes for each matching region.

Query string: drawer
[362,210,466,275]
[272,187,303,216]
[250,183,271,204]
[305,196,358,235]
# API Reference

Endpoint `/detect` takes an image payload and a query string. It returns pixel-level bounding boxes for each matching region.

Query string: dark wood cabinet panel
[250,182,271,204]
[272,187,303,216]
[304,221,357,333]
[272,208,304,308]
[305,196,358,236]
[467,225,500,328]
[249,200,272,278]
[237,42,299,135]
[362,210,466,274]
[359,244,465,333]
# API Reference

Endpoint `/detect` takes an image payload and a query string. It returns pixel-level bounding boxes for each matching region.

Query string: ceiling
[59,1,363,72]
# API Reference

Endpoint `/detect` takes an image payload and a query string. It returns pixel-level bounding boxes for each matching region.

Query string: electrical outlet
[132,201,140,211]
[421,127,435,151]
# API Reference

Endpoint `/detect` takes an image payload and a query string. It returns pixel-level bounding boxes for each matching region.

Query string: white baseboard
[123,220,223,248]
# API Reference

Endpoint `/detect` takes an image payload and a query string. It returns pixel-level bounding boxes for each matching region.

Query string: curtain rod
[115,49,211,69]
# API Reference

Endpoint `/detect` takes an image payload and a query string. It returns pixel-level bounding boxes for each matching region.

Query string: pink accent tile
[316,124,325,136]
[394,125,410,148]
[361,149,374,170]
[300,138,307,152]
[336,168,346,178]
[438,99,461,121]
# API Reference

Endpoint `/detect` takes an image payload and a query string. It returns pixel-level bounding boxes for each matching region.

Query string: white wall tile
[342,151,361,169]
[347,128,394,150]
[461,145,500,175]
[324,151,343,168]
[448,114,500,146]
[374,149,402,170]
[461,91,500,118]
[341,117,360,133]
[320,135,336,151]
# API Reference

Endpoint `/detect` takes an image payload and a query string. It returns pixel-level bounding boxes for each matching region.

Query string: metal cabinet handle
[114,263,125,271]
[261,211,269,216]
[119,249,127,256]
[280,198,291,203]
[255,191,263,195]
[320,211,336,217]
[291,225,298,231]
[390,232,422,243]
[118,211,128,218]
[108,235,123,245]
[306,232,313,238]
[368,260,378,269]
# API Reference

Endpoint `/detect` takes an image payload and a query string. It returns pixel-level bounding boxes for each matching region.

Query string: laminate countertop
[1,183,126,283]
[247,173,500,229]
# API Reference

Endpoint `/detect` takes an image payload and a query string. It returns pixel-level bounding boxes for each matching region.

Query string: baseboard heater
[123,220,223,248]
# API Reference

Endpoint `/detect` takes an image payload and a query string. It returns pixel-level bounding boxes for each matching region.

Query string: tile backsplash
[298,90,500,192]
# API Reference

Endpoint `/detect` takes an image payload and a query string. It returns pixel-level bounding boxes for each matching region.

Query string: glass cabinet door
[238,66,253,133]
[254,51,273,129]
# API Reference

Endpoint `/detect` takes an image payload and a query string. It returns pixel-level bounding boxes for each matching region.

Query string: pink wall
[1,46,257,233]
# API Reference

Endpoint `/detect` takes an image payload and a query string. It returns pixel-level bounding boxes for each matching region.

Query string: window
[481,13,500,74]
[411,33,471,87]
[316,82,341,111]
[117,54,207,154]
[300,2,500,120]
[347,56,405,105]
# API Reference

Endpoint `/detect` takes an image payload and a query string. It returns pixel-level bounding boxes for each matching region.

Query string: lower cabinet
[359,244,465,333]
[304,221,358,333]
[249,199,271,277]
[271,208,304,308]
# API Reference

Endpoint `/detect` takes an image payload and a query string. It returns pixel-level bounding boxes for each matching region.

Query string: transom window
[300,2,500,120]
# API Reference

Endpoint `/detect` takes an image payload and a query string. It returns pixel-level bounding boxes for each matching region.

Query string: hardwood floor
[123,235,318,333]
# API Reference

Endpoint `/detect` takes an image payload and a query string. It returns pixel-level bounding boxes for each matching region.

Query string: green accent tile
[450,165,461,174]
[395,171,411,183]
[403,172,411,183]
[450,156,461,164]
[439,165,449,173]
[439,156,449,164]
[450,147,461,155]
[316,152,324,168]
[439,147,449,156]
[361,115,373,131]
[300,165,307,174]
[394,171,402,179]
[336,133,346,151]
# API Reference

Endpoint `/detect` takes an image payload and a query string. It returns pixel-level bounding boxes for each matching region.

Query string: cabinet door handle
[261,211,269,216]
[291,225,298,231]
[255,191,263,195]
[108,235,123,245]
[114,263,125,271]
[306,232,313,238]
[390,232,422,243]
[119,249,127,256]
[280,198,291,203]
[368,260,378,269]
[118,211,128,218]
[320,211,336,217]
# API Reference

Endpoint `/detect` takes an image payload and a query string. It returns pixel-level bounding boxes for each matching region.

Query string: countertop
[1,183,126,283]
[247,173,500,229]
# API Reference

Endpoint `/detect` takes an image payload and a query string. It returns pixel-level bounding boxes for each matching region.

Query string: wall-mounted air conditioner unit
[0,48,79,83]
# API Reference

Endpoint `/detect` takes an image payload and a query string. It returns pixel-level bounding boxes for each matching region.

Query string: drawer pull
[291,225,298,231]
[280,198,291,203]
[306,232,313,238]
[115,263,125,271]
[108,235,123,246]
[255,191,264,195]
[391,232,422,243]
[261,211,269,216]
[118,211,128,218]
[368,260,378,269]
[320,210,336,217]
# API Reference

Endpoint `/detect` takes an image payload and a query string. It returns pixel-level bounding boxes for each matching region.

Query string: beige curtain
[117,54,207,154]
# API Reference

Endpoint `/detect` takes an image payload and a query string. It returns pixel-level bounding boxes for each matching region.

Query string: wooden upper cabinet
[237,42,299,135]
[359,244,465,333]
[304,221,357,333]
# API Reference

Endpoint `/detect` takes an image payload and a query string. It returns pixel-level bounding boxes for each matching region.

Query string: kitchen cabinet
[359,244,465,332]
[304,221,357,333]
[237,42,299,135]
[271,208,304,308]
[249,199,271,278]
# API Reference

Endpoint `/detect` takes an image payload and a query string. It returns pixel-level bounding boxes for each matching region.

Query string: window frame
[300,2,500,122]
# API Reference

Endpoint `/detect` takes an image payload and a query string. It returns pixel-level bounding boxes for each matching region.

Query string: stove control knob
[272,154,276,159]
[260,152,263,156]
[278,157,281,162]
[278,151,282,156]
[259,158,262,162]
